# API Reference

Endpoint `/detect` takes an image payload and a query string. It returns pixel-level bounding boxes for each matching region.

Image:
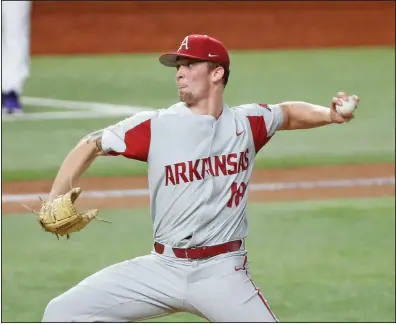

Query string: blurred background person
[2,0,32,115]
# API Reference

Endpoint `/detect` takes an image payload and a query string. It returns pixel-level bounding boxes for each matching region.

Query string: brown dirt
[2,163,394,214]
[30,1,395,55]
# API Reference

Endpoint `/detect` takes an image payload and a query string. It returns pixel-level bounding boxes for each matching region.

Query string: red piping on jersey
[259,103,272,112]
[247,116,272,153]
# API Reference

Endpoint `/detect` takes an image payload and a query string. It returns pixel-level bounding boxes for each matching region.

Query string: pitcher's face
[175,59,213,106]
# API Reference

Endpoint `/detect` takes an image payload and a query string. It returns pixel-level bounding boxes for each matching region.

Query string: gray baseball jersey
[101,102,283,247]
[42,102,283,323]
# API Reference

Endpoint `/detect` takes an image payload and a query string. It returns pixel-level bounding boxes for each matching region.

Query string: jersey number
[227,182,248,208]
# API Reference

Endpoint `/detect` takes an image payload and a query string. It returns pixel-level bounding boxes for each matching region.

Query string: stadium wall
[31,1,395,55]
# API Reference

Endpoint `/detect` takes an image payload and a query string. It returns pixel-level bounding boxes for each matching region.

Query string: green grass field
[2,47,395,180]
[2,47,395,322]
[2,197,395,322]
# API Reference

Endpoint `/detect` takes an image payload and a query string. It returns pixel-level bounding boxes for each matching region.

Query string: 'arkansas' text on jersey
[165,149,250,185]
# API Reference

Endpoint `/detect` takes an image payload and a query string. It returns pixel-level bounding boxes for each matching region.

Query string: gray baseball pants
[42,247,277,322]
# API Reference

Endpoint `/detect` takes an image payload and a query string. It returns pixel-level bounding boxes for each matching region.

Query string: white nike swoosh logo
[208,53,218,57]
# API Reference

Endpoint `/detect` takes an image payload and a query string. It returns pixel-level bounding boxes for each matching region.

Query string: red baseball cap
[159,34,230,69]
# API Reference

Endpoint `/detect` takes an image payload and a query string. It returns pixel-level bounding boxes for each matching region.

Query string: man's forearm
[49,129,107,201]
[48,142,98,201]
[279,101,332,130]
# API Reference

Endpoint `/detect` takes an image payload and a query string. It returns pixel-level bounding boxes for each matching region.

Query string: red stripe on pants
[244,268,278,322]
[255,286,278,322]
[236,253,278,321]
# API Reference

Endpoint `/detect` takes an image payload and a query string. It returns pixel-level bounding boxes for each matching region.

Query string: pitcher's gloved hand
[25,187,110,239]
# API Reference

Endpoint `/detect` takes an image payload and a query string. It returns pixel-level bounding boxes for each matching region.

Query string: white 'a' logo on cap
[178,36,189,52]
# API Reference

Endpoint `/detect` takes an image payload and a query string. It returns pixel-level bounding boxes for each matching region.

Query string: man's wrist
[327,107,334,124]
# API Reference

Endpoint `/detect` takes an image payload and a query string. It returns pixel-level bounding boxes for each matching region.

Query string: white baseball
[335,95,358,116]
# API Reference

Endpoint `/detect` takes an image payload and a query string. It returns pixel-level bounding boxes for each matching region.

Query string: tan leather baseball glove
[27,187,109,239]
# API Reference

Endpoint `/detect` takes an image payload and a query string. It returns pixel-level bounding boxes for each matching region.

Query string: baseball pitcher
[38,34,359,322]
